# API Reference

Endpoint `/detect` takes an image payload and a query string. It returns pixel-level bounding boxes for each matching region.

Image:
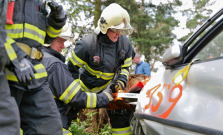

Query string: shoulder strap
[83,33,99,53]
[117,35,127,66]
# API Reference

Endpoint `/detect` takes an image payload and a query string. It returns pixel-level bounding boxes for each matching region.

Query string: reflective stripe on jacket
[5,0,64,48]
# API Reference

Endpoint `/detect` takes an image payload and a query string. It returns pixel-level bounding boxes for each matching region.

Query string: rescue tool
[117,92,139,105]
[107,77,150,110]
[117,92,139,99]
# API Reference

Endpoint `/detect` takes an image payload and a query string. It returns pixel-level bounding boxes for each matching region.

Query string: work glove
[103,86,113,102]
[111,80,125,93]
[14,58,37,85]
[0,47,10,72]
[48,1,66,21]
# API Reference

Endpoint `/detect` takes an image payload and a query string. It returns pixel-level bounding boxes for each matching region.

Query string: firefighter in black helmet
[68,3,134,135]
[4,0,67,134]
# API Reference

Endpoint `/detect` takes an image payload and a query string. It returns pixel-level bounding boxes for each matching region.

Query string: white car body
[131,8,223,135]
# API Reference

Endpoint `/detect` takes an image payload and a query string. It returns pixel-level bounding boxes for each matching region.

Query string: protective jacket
[68,33,132,93]
[3,1,65,134]
[5,0,66,90]
[42,47,110,129]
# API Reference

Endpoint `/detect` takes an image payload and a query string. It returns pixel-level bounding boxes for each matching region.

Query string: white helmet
[59,24,73,41]
[43,24,73,47]
[96,3,133,35]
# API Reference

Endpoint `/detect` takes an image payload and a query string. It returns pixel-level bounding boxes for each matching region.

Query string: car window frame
[184,17,223,63]
[173,8,223,67]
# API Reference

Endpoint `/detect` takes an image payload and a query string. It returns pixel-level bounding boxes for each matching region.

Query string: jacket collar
[98,33,115,44]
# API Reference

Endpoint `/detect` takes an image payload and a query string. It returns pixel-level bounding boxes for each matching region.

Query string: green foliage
[70,112,112,135]
[181,0,214,42]
[61,0,94,37]
[99,124,112,135]
[59,0,95,55]
[130,1,181,63]
[70,118,90,135]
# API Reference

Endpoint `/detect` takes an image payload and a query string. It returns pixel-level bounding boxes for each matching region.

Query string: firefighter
[67,3,134,135]
[0,0,20,134]
[4,1,67,134]
[41,25,113,134]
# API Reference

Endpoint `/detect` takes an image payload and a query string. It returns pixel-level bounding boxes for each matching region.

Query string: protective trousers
[108,109,134,135]
[10,82,63,135]
[0,72,20,135]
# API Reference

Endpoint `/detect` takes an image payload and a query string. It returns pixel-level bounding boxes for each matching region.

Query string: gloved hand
[48,1,66,20]
[111,80,125,93]
[0,47,10,72]
[14,58,37,85]
[103,87,113,102]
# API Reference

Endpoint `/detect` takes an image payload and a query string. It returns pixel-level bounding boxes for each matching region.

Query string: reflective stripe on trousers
[63,128,72,135]
[112,126,131,135]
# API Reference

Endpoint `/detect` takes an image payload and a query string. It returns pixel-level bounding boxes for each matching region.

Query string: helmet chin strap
[94,26,101,35]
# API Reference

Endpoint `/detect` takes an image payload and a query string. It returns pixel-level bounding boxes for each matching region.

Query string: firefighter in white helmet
[42,25,74,134]
[42,23,121,134]
[68,3,134,135]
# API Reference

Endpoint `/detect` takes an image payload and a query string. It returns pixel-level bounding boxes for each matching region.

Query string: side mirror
[162,44,182,67]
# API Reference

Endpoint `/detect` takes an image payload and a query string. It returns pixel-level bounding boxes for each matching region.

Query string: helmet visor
[110,18,133,35]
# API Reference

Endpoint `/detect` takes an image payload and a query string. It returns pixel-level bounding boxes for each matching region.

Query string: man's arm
[143,62,151,76]
[48,63,112,109]
[45,1,67,44]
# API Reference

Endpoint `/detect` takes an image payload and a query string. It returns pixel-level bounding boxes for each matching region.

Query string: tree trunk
[93,0,101,28]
